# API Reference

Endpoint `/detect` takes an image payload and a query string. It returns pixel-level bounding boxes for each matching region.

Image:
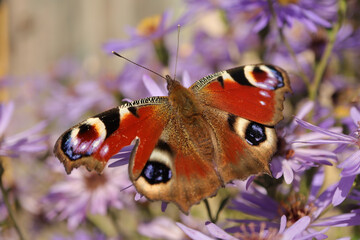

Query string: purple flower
[228,167,360,238]
[112,53,166,100]
[270,101,336,184]
[186,0,236,11]
[190,22,260,72]
[229,0,337,32]
[177,216,320,240]
[103,11,188,54]
[43,77,115,128]
[138,217,186,239]
[295,106,360,206]
[334,24,360,53]
[42,165,133,230]
[0,102,48,157]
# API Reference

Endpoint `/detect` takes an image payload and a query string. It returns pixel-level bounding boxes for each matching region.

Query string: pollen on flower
[285,149,295,159]
[279,194,316,227]
[136,15,161,37]
[233,222,279,240]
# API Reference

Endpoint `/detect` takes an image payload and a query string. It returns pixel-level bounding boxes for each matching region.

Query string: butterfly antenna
[112,51,167,81]
[173,25,181,81]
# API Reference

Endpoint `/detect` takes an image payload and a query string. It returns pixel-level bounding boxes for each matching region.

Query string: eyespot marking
[244,65,286,90]
[61,118,106,161]
[245,122,266,146]
[141,161,172,184]
[61,130,83,160]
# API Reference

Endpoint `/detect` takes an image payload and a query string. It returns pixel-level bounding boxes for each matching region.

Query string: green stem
[0,161,26,240]
[109,208,122,236]
[309,0,346,101]
[267,0,311,88]
[153,38,169,67]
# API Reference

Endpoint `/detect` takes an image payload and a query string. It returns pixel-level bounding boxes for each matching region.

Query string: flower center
[279,194,315,227]
[234,222,279,240]
[84,172,108,191]
[276,136,294,159]
[277,0,298,6]
[136,15,161,37]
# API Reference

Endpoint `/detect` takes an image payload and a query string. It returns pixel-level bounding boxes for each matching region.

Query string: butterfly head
[165,75,181,93]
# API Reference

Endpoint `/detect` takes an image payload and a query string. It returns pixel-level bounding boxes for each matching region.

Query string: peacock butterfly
[54,61,291,213]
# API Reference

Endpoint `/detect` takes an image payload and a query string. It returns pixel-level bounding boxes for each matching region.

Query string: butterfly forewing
[54,96,169,174]
[191,64,291,126]
[191,64,291,183]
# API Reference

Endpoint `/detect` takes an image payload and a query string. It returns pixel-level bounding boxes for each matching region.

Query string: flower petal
[308,167,325,202]
[176,222,214,240]
[338,150,360,171]
[281,216,310,240]
[0,102,14,136]
[332,175,357,206]
[350,106,360,123]
[142,75,166,96]
[205,222,237,240]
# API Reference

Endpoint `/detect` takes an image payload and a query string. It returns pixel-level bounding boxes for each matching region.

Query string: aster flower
[177,215,320,240]
[270,101,336,184]
[228,167,360,238]
[138,217,186,239]
[229,0,337,32]
[42,64,115,127]
[103,11,188,55]
[334,24,360,54]
[185,0,236,11]
[0,102,48,157]
[112,54,166,100]
[42,165,133,230]
[295,106,360,206]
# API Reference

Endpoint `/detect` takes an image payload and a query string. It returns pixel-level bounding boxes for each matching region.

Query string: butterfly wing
[54,96,169,174]
[203,107,277,183]
[191,65,291,182]
[191,64,291,126]
[129,112,223,213]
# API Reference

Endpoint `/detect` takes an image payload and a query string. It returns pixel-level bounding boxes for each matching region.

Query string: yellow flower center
[136,15,161,37]
[277,0,298,6]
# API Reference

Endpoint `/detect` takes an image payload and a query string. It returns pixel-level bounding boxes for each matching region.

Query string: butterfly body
[54,64,291,213]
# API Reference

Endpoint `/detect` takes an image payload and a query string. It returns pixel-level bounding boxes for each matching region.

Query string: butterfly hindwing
[203,107,277,183]
[54,96,169,174]
[191,64,291,126]
[130,112,223,213]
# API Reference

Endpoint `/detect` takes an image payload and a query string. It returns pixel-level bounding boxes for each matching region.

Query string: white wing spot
[259,90,271,97]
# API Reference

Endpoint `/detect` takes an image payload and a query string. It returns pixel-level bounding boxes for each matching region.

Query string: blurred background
[3,0,183,76]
